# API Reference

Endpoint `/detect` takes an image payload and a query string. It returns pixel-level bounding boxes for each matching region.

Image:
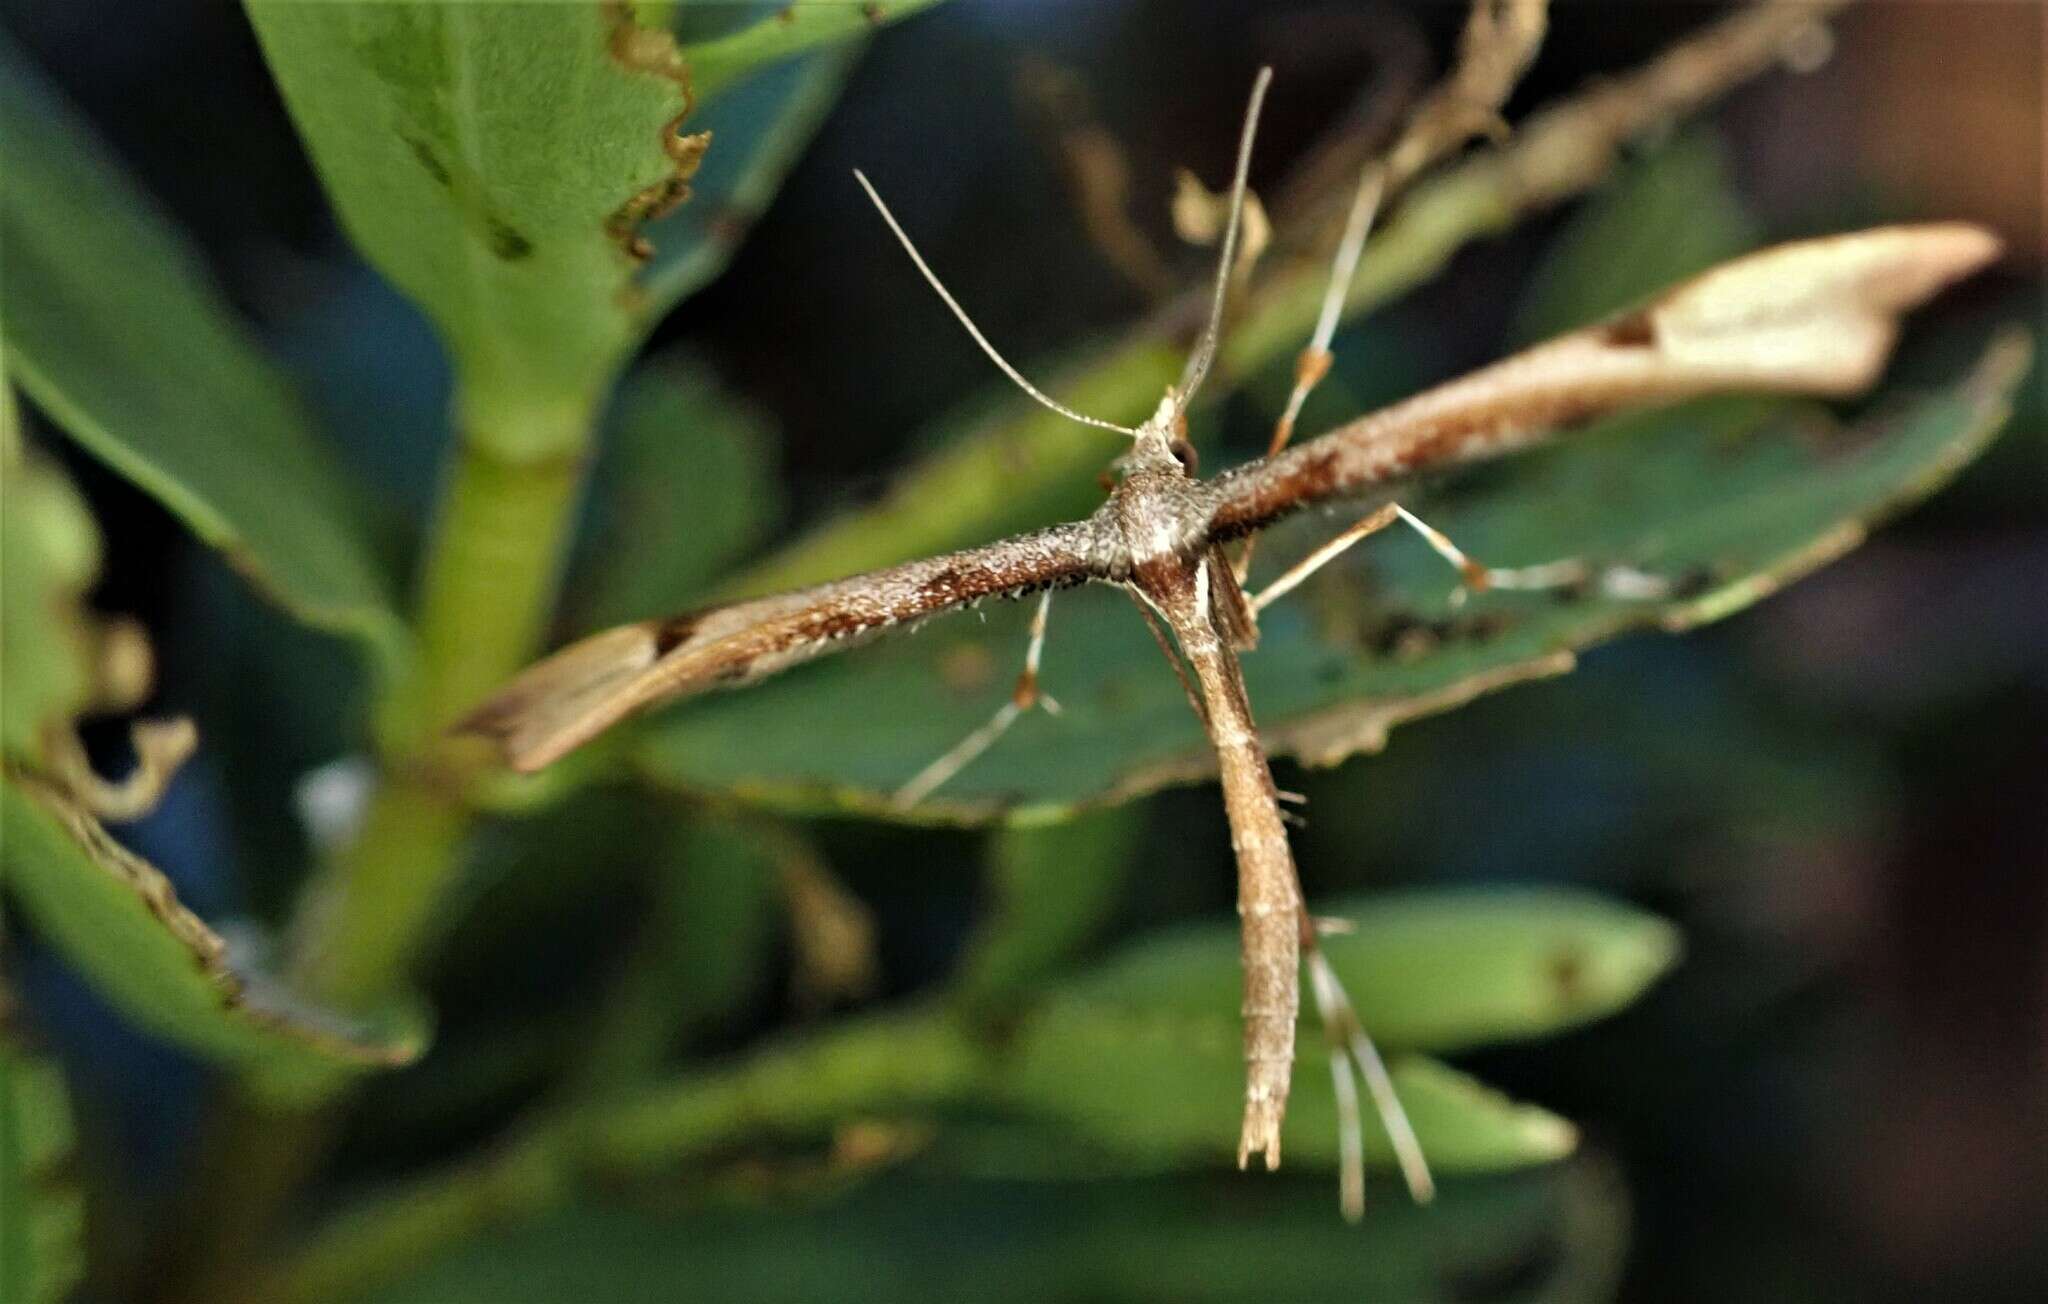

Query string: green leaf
[567,360,782,633]
[0,778,423,1099]
[356,1166,1624,1304]
[956,806,1144,1006]
[986,887,1677,1174]
[1511,128,1757,344]
[636,332,2030,820]
[0,1038,83,1304]
[241,4,883,455]
[243,1,682,445]
[1002,1038,1575,1175]
[0,44,405,668]
[588,1007,982,1170]
[0,425,100,761]
[1031,889,1680,1054]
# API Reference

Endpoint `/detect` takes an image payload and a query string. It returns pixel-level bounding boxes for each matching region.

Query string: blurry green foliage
[957,807,1146,1006]
[567,361,784,633]
[0,394,100,760]
[993,889,1673,1171]
[1509,128,1757,344]
[1035,889,1680,1054]
[0,340,419,1097]
[358,1164,1627,1304]
[0,1034,84,1304]
[0,45,405,669]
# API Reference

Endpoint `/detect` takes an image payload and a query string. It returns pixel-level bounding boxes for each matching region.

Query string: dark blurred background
[6,1,2043,1300]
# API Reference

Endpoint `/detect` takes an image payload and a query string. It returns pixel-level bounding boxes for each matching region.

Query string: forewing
[1207,223,2002,536]
[458,520,1109,772]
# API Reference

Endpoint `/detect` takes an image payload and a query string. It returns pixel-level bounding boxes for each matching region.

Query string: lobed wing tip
[445,697,552,774]
[1918,218,2002,249]
[1865,221,2007,318]
[1858,221,2006,288]
[1901,219,2005,274]
[441,620,675,774]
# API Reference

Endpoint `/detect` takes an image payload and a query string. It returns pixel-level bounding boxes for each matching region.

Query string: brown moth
[460,65,1998,1215]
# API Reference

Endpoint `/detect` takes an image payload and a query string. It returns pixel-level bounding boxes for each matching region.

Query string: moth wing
[453,622,680,773]
[456,520,1112,774]
[1644,222,2004,392]
[1208,223,2003,534]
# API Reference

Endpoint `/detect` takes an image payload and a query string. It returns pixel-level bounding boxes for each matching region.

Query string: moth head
[1120,394,1199,478]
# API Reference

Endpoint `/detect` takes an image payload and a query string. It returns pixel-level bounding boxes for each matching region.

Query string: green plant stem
[289,779,472,1009]
[298,389,597,1009]
[247,1007,979,1304]
[686,0,947,101]
[186,380,605,1300]
[400,446,589,750]
[165,1100,338,1304]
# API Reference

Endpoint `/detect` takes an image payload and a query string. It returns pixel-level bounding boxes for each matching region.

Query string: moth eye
[1168,438,1199,473]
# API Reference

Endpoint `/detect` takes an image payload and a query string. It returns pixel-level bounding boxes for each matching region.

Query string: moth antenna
[854,169,1138,437]
[1172,65,1274,414]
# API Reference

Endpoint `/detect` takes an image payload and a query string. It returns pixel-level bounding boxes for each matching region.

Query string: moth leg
[1249,503,1402,616]
[893,590,1058,808]
[1270,166,1385,461]
[1236,164,1387,583]
[1127,590,1207,727]
[1302,911,1435,1219]
[1251,502,1670,616]
[1381,506,1679,608]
